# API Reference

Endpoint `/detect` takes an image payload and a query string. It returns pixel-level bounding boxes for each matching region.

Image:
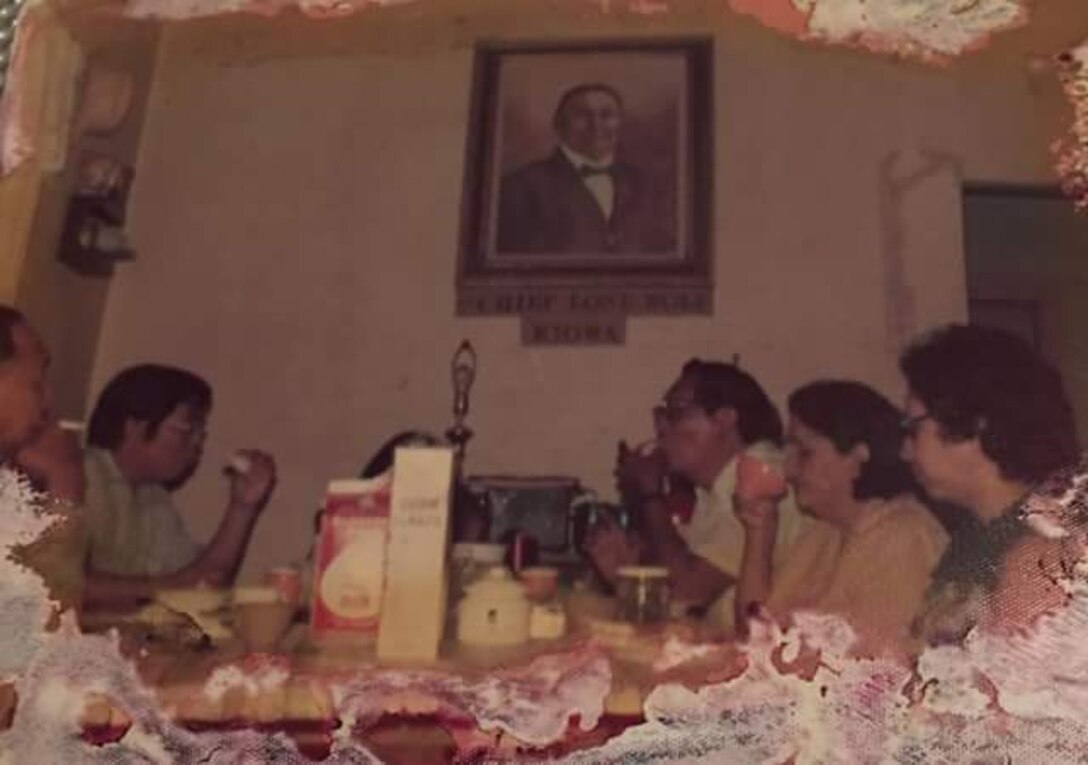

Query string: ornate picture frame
[456,38,714,321]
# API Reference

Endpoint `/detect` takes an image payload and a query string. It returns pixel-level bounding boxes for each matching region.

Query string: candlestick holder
[446,340,477,470]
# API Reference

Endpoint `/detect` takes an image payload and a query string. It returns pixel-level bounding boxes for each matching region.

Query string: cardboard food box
[377,446,455,662]
[310,477,391,638]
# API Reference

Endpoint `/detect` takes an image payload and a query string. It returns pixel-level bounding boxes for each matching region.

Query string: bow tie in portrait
[579,164,614,178]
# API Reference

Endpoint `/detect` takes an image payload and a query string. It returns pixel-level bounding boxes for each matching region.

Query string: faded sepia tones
[2,0,1088,762]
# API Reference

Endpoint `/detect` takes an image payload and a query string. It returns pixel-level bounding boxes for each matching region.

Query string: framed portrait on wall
[456,39,713,318]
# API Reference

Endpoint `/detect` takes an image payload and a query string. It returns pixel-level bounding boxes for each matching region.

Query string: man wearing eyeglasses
[586,359,807,633]
[80,364,276,606]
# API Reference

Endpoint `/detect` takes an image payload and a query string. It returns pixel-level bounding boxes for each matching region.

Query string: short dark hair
[0,304,26,363]
[360,430,442,478]
[680,358,783,446]
[900,324,1079,483]
[87,364,213,450]
[552,82,624,132]
[788,380,918,501]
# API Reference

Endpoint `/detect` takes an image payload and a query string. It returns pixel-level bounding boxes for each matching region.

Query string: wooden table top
[80,587,732,727]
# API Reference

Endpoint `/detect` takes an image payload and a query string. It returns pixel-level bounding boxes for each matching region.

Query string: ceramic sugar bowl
[456,566,531,647]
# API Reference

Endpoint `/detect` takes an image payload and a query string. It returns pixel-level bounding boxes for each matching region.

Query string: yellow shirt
[768,494,948,651]
[677,451,807,631]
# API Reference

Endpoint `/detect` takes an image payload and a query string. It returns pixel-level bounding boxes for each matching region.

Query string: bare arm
[83,450,276,609]
[82,504,263,607]
[612,440,732,608]
[638,494,734,607]
[732,496,779,634]
[14,420,86,505]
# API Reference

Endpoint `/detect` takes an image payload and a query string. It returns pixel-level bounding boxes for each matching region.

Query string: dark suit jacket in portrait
[495,150,676,255]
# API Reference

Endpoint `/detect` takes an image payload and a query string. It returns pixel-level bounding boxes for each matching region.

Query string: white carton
[377,446,455,662]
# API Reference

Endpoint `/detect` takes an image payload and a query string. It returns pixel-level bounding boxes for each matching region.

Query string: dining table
[76,585,738,763]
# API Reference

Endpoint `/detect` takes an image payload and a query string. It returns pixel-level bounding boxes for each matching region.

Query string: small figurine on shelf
[58,153,135,276]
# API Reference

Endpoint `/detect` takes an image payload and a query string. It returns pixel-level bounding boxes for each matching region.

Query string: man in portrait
[495,82,676,255]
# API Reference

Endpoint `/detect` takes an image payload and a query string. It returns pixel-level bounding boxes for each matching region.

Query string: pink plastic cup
[736,451,788,501]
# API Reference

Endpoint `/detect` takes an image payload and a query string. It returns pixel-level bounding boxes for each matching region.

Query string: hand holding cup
[14,419,85,502]
[735,447,788,502]
[227,449,277,511]
[734,446,787,533]
[614,439,667,502]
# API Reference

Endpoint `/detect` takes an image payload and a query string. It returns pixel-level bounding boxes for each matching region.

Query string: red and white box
[310,476,391,638]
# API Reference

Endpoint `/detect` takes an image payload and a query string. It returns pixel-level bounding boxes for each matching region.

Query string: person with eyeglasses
[733,381,948,656]
[585,358,808,633]
[900,324,1082,645]
[80,364,277,607]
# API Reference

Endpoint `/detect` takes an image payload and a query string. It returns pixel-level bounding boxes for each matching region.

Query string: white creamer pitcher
[456,566,531,647]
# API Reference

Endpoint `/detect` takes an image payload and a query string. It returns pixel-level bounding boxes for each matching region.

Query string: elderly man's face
[0,323,50,458]
[557,89,622,162]
[655,375,730,481]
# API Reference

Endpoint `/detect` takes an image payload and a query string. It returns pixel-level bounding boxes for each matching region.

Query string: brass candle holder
[446,340,477,470]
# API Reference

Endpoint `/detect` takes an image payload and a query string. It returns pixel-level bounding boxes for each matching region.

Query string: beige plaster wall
[89,3,1066,580]
[16,19,159,418]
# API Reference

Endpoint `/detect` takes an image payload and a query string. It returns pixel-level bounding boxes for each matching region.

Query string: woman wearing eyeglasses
[900,324,1082,645]
[734,380,948,656]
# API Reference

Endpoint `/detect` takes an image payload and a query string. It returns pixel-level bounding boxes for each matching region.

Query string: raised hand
[227,449,277,511]
[735,450,788,501]
[733,494,780,533]
[614,439,667,502]
[14,420,85,502]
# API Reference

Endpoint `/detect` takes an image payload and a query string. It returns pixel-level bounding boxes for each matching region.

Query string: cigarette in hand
[58,420,85,433]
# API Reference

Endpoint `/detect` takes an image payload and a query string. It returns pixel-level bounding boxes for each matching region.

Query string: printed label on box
[311,479,390,635]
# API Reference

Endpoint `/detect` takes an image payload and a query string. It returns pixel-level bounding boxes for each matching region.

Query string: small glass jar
[615,566,670,625]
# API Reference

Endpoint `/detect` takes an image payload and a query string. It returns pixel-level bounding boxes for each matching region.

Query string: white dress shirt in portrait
[561,144,615,220]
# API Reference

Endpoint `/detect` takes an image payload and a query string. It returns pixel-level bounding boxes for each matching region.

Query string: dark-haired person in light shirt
[81,364,277,607]
[586,359,807,633]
